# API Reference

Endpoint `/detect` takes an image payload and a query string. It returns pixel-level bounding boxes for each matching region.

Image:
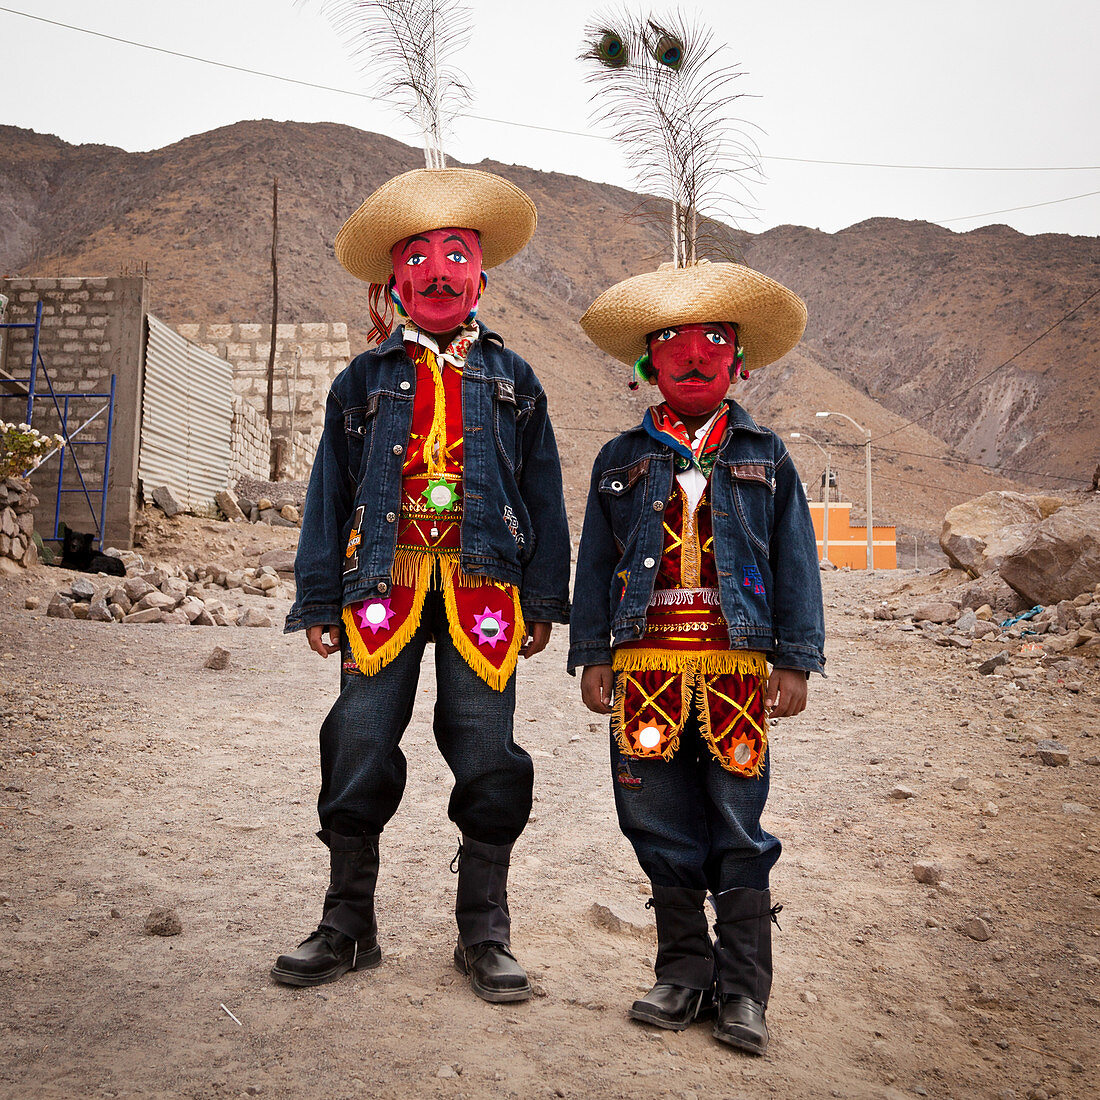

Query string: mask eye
[446,250,468,264]
[654,328,678,342]
[406,254,425,267]
[705,329,729,345]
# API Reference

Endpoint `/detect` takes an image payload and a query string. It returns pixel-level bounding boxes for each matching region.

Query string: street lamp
[789,431,831,565]
[816,410,874,572]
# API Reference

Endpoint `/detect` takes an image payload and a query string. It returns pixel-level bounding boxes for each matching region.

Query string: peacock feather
[299,0,473,169]
[580,10,759,265]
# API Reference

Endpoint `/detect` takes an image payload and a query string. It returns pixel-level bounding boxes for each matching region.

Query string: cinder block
[206,324,233,340]
[237,324,263,341]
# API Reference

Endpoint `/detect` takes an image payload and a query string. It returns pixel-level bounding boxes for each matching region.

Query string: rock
[1062,801,1091,815]
[151,485,185,518]
[47,593,75,619]
[257,497,274,511]
[162,609,190,625]
[87,600,114,623]
[1036,740,1070,766]
[279,504,300,523]
[71,602,90,619]
[123,577,155,602]
[70,577,96,600]
[259,549,296,573]
[204,646,231,670]
[913,861,944,885]
[912,602,958,624]
[999,494,1100,606]
[819,558,838,571]
[940,491,1064,575]
[799,990,818,1003]
[961,917,993,941]
[193,610,216,626]
[973,620,1001,638]
[108,603,125,621]
[237,608,273,628]
[143,908,183,936]
[977,652,1010,674]
[258,574,279,591]
[950,775,970,790]
[215,489,246,523]
[24,595,39,610]
[123,608,165,624]
[133,591,177,612]
[259,508,298,529]
[436,1065,456,1079]
[237,496,256,515]
[955,610,978,633]
[975,604,994,620]
[980,801,999,817]
[890,785,917,800]
[589,902,645,936]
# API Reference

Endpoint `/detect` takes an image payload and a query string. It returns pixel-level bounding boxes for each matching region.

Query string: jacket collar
[624,398,769,440]
[373,319,503,358]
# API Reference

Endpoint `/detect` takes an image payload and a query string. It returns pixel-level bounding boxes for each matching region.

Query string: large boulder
[940,492,1064,575]
[998,494,1100,605]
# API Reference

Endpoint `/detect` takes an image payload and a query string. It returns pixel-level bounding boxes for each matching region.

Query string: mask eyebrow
[400,235,431,254]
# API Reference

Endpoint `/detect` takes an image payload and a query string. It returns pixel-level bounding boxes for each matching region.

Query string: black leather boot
[271,831,382,987]
[711,886,781,1055]
[630,885,714,1031]
[452,837,532,1003]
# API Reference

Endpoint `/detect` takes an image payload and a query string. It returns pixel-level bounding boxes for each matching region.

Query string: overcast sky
[3,0,1098,237]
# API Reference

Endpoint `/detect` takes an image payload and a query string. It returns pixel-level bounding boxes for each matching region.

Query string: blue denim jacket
[567,400,825,674]
[286,323,571,633]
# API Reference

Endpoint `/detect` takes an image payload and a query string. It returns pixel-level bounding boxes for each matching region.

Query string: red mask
[391,227,484,336]
[648,322,738,418]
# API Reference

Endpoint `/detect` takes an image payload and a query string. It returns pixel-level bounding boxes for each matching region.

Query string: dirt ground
[0,520,1097,1100]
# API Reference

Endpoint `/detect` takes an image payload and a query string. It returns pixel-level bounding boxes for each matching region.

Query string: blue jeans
[610,706,780,892]
[318,587,533,845]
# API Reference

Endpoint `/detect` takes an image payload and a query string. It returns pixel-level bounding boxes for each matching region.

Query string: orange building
[807,501,896,569]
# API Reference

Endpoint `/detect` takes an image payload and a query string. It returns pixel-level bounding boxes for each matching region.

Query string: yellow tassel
[440,556,525,692]
[341,555,433,676]
[420,349,448,478]
[612,647,770,678]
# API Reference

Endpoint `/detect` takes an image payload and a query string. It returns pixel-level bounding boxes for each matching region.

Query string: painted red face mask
[648,322,738,419]
[390,227,484,336]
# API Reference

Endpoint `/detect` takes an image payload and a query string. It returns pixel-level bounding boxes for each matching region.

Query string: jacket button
[399,380,411,391]
[653,500,665,511]
[378,582,389,594]
[386,511,396,522]
[643,557,656,568]
[393,444,404,455]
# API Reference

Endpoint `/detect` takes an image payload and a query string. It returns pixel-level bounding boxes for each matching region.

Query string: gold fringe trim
[693,673,769,779]
[439,555,525,692]
[612,647,770,678]
[420,349,448,478]
[341,555,433,677]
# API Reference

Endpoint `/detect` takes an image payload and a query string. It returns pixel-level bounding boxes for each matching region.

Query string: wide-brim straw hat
[335,167,537,283]
[580,260,807,372]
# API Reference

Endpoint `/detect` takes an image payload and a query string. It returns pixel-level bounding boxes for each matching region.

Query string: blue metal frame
[0,298,116,550]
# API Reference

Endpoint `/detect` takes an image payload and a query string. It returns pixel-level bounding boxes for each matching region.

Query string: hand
[765,667,808,718]
[520,621,552,659]
[307,624,341,658]
[581,664,614,714]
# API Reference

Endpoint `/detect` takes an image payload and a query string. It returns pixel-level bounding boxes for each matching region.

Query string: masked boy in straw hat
[275,166,570,1004]
[569,259,825,1053]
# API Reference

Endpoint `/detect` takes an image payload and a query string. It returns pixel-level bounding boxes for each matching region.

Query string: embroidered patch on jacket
[503,505,524,546]
[616,761,642,790]
[344,504,365,576]
[743,564,765,596]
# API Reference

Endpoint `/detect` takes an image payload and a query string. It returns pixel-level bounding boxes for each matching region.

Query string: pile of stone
[0,477,38,571]
[45,552,295,628]
[149,479,308,530]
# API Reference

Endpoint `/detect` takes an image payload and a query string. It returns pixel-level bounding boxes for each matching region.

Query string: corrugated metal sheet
[139,315,233,514]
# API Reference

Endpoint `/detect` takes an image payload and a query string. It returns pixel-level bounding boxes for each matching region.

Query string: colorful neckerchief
[401,321,479,371]
[644,402,729,478]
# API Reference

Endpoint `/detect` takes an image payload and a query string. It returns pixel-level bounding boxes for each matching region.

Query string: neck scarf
[644,402,729,478]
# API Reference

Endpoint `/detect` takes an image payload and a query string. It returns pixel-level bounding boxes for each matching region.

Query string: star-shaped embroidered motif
[422,478,459,513]
[471,606,510,649]
[727,732,758,769]
[634,722,667,751]
[355,598,395,635]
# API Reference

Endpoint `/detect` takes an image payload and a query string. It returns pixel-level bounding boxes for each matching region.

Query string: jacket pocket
[343,394,381,485]
[598,457,651,544]
[492,380,534,475]
[727,461,775,554]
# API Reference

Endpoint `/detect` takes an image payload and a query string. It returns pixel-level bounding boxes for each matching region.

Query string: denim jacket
[286,323,571,633]
[568,400,825,674]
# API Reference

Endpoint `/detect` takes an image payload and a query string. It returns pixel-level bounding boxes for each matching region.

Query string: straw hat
[580,260,807,371]
[335,167,537,283]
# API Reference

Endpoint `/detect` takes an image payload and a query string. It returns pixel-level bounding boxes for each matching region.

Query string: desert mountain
[2,119,1096,544]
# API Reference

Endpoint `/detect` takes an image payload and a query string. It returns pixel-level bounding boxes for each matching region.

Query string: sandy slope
[0,545,1097,1100]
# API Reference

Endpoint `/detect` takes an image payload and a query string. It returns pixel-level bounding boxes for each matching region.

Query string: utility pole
[816,411,875,572]
[266,177,279,477]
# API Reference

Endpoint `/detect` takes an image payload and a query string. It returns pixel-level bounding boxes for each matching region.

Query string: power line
[940,189,1100,223]
[870,286,1100,445]
[3,6,1100,174]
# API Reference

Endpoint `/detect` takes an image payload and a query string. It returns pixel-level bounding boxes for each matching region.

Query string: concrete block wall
[173,322,350,447]
[228,396,272,484]
[1,277,147,548]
